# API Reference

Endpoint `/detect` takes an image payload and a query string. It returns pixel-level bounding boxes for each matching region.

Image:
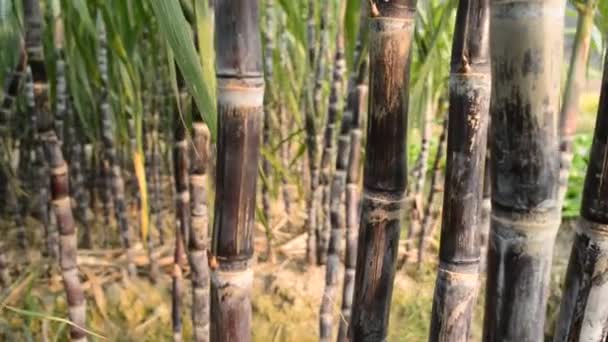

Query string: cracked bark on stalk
[97,20,135,276]
[319,22,346,341]
[304,0,320,265]
[558,0,598,205]
[553,52,608,342]
[172,69,190,342]
[417,116,448,266]
[23,0,87,340]
[348,2,416,340]
[482,0,563,340]
[189,120,211,342]
[428,0,490,339]
[211,1,264,341]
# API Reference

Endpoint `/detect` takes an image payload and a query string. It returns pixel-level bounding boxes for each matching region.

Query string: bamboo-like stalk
[189,119,211,342]
[172,71,190,342]
[417,116,448,265]
[338,57,368,342]
[151,109,163,244]
[54,24,66,147]
[480,153,491,271]
[482,0,563,339]
[558,0,598,204]
[348,2,416,340]
[404,99,433,263]
[210,1,264,340]
[97,20,135,276]
[140,110,159,281]
[315,1,333,265]
[279,107,293,218]
[305,0,320,265]
[69,103,91,249]
[0,45,26,218]
[319,25,346,341]
[151,46,165,246]
[172,227,186,342]
[0,238,9,287]
[428,0,490,338]
[0,45,26,130]
[26,67,57,258]
[261,0,275,262]
[152,116,163,242]
[553,52,608,342]
[23,0,87,340]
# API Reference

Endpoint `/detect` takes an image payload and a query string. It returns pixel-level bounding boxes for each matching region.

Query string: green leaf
[149,0,216,139]
[71,0,96,36]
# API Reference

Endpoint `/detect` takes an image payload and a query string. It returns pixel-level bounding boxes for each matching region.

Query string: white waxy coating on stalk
[217,85,265,108]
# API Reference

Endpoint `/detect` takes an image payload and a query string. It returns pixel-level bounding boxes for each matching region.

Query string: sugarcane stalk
[210,1,264,340]
[305,0,320,265]
[54,20,66,147]
[69,101,91,249]
[150,94,165,245]
[189,120,211,342]
[315,1,333,265]
[0,238,10,287]
[0,45,26,132]
[558,0,598,204]
[172,228,186,342]
[151,109,164,244]
[172,69,190,342]
[24,0,87,339]
[348,2,416,340]
[0,45,26,220]
[140,108,159,281]
[151,44,165,246]
[480,152,491,272]
[28,66,58,259]
[319,22,346,340]
[417,116,448,266]
[428,0,490,338]
[404,97,433,263]
[482,0,563,339]
[278,107,293,217]
[338,61,368,342]
[97,19,135,276]
[336,4,369,338]
[262,0,275,263]
[553,51,608,342]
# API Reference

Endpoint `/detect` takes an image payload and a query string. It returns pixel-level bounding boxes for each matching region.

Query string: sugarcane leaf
[194,0,216,121]
[71,0,96,37]
[1,305,107,340]
[149,0,217,139]
[276,0,306,50]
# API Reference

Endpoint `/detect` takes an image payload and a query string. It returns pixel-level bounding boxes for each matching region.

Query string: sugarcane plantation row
[0,0,607,341]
